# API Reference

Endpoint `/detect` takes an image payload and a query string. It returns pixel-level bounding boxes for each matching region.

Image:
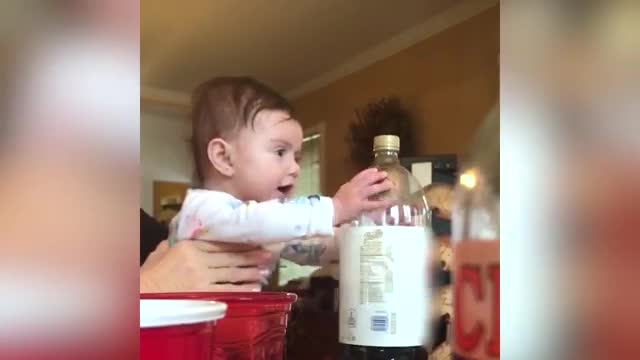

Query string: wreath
[346,96,416,169]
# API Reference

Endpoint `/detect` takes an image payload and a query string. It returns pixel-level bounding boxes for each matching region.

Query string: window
[293,132,321,197]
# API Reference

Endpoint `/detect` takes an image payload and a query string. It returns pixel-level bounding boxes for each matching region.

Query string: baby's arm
[175,168,393,245]
[176,191,334,244]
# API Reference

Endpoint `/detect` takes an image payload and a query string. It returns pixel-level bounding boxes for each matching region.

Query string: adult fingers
[208,266,269,284]
[192,240,260,253]
[207,283,262,292]
[205,249,273,268]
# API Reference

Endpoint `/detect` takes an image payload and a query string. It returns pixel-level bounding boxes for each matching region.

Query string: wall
[140,109,193,214]
[293,6,499,195]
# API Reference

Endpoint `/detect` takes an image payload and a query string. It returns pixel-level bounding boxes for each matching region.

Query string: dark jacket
[140,209,168,265]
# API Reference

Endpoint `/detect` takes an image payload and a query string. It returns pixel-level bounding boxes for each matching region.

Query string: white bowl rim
[140,299,227,328]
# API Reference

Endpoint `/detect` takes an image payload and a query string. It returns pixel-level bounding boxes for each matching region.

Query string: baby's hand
[332,168,394,225]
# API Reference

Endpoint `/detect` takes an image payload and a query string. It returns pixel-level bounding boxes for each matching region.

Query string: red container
[140,299,228,360]
[142,292,297,360]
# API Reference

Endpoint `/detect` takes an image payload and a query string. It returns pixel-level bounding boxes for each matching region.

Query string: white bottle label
[339,226,430,347]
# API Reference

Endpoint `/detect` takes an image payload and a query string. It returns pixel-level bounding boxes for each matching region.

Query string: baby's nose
[289,161,300,178]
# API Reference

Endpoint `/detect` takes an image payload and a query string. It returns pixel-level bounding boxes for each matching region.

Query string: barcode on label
[371,315,388,332]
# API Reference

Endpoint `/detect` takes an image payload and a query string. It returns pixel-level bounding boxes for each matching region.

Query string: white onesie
[168,189,335,245]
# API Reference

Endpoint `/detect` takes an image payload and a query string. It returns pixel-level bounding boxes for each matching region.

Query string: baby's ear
[207,138,234,177]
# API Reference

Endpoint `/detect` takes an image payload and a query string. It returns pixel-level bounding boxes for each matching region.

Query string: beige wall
[293,6,499,195]
[140,109,193,214]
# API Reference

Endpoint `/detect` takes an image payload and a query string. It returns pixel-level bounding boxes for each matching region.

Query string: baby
[169,76,392,267]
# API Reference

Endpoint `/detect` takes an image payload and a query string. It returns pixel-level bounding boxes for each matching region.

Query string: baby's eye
[276,149,286,157]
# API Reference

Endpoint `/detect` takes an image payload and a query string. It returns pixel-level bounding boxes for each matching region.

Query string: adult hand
[140,240,273,293]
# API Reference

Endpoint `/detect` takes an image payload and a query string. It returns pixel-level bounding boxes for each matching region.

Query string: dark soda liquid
[341,345,427,360]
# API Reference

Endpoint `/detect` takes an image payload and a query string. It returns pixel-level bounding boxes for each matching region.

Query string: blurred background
[1,0,139,358]
[501,1,640,359]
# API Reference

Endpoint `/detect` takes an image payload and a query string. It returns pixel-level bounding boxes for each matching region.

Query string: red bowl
[141,292,297,360]
[140,299,227,360]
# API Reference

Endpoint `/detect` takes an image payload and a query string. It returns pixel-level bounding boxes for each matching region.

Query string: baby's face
[231,109,303,202]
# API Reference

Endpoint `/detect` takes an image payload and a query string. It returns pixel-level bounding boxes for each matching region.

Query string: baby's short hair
[191,76,293,184]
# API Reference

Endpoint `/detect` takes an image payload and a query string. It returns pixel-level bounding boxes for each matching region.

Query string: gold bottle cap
[373,135,400,152]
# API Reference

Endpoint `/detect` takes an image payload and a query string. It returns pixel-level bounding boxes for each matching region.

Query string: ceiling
[141,0,463,98]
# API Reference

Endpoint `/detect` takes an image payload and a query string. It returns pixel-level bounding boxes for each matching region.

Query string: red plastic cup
[141,292,297,360]
[140,299,227,360]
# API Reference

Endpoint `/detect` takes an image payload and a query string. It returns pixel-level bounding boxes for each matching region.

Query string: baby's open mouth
[277,185,294,195]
